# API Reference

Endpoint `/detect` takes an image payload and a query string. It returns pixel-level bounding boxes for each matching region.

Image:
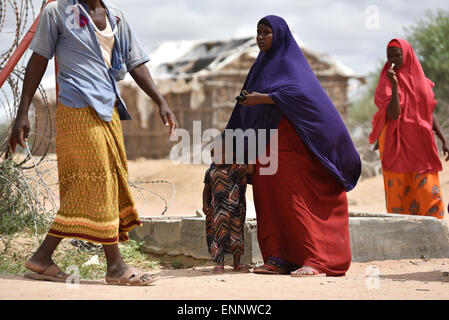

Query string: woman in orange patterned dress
[370,39,449,219]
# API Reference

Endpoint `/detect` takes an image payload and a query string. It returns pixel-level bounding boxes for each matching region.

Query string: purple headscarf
[226,15,361,191]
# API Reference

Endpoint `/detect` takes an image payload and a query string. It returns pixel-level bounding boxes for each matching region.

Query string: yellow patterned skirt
[48,102,142,244]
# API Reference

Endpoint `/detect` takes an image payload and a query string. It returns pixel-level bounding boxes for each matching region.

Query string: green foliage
[405,9,449,119]
[167,260,184,269]
[0,246,30,275]
[348,63,382,127]
[119,240,161,270]
[0,158,49,236]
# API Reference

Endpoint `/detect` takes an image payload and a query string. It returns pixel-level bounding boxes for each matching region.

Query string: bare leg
[291,266,322,277]
[213,261,225,273]
[26,234,67,277]
[233,254,241,267]
[232,254,250,272]
[27,234,62,267]
[103,243,128,279]
[103,243,153,282]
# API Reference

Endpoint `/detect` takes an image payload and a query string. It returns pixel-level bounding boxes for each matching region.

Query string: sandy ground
[1,155,449,300]
[0,259,448,300]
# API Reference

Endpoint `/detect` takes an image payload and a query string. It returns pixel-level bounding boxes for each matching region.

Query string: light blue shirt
[29,0,150,122]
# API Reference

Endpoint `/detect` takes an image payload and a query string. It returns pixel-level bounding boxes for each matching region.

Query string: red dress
[252,117,351,276]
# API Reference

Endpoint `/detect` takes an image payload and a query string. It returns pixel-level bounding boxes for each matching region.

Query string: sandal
[213,265,225,274]
[233,264,250,273]
[291,266,324,277]
[25,260,70,283]
[253,257,295,275]
[253,264,284,274]
[253,259,286,275]
[105,266,157,286]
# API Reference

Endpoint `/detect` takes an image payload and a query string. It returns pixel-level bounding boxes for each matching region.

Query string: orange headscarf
[369,38,441,173]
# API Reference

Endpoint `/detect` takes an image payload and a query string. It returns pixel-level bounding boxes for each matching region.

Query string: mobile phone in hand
[235,90,248,102]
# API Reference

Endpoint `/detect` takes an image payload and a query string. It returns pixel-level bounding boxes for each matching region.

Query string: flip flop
[25,260,70,283]
[233,264,250,273]
[291,266,325,277]
[253,256,292,275]
[105,266,157,286]
[253,263,285,275]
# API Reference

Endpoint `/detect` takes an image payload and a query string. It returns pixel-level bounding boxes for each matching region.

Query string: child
[202,142,254,273]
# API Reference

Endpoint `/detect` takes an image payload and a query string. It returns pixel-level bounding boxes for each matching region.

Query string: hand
[241,92,263,106]
[373,140,379,151]
[442,141,449,161]
[387,68,398,86]
[6,114,30,158]
[158,102,179,136]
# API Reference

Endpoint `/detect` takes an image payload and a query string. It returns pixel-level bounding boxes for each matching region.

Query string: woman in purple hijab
[226,16,360,276]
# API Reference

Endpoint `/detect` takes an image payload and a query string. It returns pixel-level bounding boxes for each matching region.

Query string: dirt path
[1,259,448,300]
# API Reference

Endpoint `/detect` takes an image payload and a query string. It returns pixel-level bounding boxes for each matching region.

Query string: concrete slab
[132,216,183,256]
[130,212,449,264]
[349,212,449,262]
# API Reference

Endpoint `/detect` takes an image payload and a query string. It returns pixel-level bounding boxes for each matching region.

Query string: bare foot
[25,256,69,282]
[106,261,129,279]
[25,254,69,280]
[291,266,323,277]
[233,264,250,273]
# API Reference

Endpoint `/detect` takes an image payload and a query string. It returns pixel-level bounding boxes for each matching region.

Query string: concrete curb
[130,213,449,264]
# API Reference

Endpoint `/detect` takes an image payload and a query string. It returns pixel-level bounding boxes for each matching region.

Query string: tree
[405,9,449,128]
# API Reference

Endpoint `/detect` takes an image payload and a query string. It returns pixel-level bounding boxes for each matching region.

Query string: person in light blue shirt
[8,0,178,286]
[29,0,169,122]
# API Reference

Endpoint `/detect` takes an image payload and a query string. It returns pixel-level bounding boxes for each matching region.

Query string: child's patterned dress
[204,163,247,263]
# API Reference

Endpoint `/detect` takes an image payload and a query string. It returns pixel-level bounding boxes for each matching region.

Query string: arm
[386,68,401,120]
[202,183,212,214]
[241,92,275,106]
[129,64,179,135]
[432,114,449,161]
[7,53,49,156]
